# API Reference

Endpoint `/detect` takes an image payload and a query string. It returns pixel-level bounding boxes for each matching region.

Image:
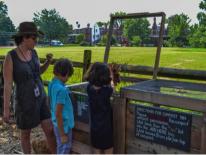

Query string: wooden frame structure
[104,12,166,79]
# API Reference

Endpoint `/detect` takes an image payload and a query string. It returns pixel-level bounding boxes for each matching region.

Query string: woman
[3,22,56,154]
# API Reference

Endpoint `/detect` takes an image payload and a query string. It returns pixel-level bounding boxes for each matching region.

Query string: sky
[3,0,202,28]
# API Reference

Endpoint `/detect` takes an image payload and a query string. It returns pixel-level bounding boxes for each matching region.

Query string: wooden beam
[111,12,166,20]
[120,76,150,83]
[104,17,114,63]
[121,88,206,112]
[200,113,206,153]
[153,13,166,79]
[120,64,206,81]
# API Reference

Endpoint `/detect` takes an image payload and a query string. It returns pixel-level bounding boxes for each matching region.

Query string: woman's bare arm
[3,54,13,123]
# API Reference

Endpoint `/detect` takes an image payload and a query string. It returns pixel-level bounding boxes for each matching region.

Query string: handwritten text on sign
[135,105,192,151]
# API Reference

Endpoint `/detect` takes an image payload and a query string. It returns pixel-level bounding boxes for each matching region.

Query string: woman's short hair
[84,62,111,87]
[53,58,74,77]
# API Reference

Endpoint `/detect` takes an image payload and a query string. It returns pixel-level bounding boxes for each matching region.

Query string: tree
[167,13,191,47]
[131,36,141,46]
[123,18,150,44]
[0,1,15,45]
[75,34,85,44]
[111,11,126,30]
[197,0,206,25]
[33,9,72,42]
[100,34,116,46]
[189,24,206,47]
[96,21,105,28]
[0,1,15,32]
[0,1,8,16]
[189,0,206,47]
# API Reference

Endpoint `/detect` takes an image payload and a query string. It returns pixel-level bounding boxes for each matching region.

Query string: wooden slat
[74,121,90,133]
[200,113,206,153]
[73,128,90,145]
[113,97,127,153]
[71,140,92,154]
[120,64,206,81]
[120,76,150,83]
[121,89,206,113]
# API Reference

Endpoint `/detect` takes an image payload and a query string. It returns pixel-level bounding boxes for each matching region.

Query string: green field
[1,46,206,84]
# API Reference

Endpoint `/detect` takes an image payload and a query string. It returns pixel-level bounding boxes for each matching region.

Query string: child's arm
[56,104,68,144]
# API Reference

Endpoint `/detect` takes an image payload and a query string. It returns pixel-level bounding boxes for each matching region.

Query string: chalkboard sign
[72,92,89,124]
[135,105,192,151]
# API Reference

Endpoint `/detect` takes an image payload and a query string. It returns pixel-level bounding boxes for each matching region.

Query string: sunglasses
[31,36,37,41]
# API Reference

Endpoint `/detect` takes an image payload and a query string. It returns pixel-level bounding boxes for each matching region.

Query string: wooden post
[153,13,166,79]
[0,60,3,86]
[0,61,3,115]
[113,96,127,153]
[201,113,206,153]
[82,50,91,82]
[104,16,114,63]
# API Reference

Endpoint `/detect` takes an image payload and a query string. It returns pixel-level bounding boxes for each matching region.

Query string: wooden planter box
[118,79,206,153]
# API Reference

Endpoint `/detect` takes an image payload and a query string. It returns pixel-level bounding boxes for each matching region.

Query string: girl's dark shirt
[87,83,113,133]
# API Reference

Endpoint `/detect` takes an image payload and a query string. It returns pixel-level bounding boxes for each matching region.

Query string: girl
[84,62,114,154]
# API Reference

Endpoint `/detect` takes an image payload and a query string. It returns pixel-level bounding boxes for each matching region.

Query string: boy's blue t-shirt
[48,77,74,133]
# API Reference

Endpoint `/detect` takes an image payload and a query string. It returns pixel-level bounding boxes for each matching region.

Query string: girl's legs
[41,119,56,154]
[104,147,113,154]
[20,129,31,154]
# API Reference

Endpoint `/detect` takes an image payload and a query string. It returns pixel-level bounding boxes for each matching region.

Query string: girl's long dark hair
[84,62,111,87]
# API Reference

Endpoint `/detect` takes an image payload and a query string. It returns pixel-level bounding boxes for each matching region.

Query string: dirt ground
[0,116,45,154]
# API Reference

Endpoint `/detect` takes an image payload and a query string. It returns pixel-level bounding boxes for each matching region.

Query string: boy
[48,58,74,154]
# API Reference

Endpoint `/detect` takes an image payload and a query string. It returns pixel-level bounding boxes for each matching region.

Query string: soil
[0,116,45,154]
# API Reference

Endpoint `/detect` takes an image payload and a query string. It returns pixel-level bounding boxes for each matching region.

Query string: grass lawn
[1,46,206,84]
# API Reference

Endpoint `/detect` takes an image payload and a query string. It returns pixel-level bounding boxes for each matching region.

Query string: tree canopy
[197,0,206,25]
[33,9,72,42]
[123,18,150,44]
[0,1,15,32]
[189,0,206,47]
[167,13,191,47]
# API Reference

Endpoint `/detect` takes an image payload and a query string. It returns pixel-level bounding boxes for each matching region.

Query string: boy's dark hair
[53,58,74,77]
[84,62,111,87]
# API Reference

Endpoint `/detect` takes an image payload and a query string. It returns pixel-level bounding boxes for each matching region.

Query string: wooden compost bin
[119,79,206,154]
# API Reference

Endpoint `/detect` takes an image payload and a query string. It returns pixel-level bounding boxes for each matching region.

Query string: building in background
[149,17,168,46]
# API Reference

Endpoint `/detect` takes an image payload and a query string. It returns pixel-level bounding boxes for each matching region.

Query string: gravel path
[0,117,45,154]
